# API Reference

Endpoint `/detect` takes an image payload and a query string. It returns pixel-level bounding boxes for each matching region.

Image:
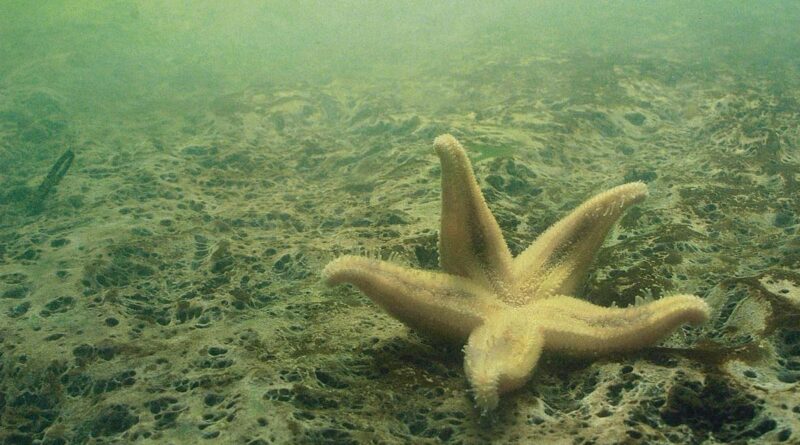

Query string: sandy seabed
[1,49,799,444]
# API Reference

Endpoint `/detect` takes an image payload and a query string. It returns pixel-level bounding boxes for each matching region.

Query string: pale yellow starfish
[323,134,710,412]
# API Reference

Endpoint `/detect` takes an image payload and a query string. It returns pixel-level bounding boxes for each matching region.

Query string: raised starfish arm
[512,182,648,302]
[323,255,495,341]
[434,134,514,292]
[535,294,710,354]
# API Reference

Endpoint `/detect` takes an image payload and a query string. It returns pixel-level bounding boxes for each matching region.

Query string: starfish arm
[512,182,648,302]
[536,294,710,355]
[463,311,544,412]
[323,255,493,341]
[434,134,514,292]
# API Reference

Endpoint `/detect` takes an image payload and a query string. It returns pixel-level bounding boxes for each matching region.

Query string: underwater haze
[1,1,799,443]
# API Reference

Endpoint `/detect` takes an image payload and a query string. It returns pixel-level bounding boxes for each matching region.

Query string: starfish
[323,134,710,412]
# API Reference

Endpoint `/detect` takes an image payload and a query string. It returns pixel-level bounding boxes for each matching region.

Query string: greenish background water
[2,1,797,113]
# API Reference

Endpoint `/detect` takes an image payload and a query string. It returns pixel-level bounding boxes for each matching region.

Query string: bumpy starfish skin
[323,134,710,412]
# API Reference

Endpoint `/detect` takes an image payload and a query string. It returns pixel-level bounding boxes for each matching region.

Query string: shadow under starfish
[324,134,710,413]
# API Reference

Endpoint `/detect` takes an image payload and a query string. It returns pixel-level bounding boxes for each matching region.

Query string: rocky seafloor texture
[1,50,799,444]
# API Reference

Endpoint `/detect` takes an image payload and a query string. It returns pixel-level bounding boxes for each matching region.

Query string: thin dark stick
[28,149,74,214]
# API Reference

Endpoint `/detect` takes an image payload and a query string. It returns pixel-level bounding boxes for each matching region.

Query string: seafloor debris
[28,149,74,215]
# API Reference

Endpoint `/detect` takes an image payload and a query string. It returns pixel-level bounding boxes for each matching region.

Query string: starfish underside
[323,134,710,412]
